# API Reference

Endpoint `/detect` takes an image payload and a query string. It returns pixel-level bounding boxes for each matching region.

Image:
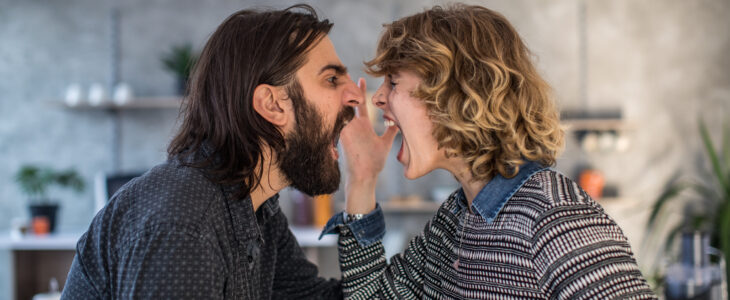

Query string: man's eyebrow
[318,64,348,75]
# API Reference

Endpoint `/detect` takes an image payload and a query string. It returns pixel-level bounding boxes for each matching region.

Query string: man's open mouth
[329,106,354,160]
[333,133,340,148]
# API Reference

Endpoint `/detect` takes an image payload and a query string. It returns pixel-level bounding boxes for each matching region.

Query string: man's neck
[249,148,287,212]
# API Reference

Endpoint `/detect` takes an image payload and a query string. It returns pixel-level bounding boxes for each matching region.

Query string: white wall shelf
[56,97,182,110]
[0,225,334,250]
[562,118,631,132]
[382,201,442,213]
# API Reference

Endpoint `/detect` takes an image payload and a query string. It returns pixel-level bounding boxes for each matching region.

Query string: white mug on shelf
[113,83,133,105]
[64,84,83,106]
[581,132,599,153]
[88,83,107,106]
[598,132,615,152]
[615,134,630,153]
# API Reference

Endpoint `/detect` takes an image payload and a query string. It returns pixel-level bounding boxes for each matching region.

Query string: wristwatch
[343,212,365,223]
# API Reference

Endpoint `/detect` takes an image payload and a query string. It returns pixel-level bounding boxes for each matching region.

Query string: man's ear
[252,84,291,127]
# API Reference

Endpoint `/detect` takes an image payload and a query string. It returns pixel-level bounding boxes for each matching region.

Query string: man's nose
[342,75,362,107]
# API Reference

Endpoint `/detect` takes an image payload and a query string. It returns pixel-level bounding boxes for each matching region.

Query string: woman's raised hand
[339,78,399,214]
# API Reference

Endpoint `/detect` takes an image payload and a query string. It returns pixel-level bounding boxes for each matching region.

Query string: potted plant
[160,43,198,95]
[645,118,730,297]
[14,165,85,233]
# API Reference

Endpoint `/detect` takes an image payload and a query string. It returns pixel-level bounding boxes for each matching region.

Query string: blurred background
[1,0,729,299]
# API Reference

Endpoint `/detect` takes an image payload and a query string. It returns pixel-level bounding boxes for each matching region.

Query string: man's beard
[276,82,355,196]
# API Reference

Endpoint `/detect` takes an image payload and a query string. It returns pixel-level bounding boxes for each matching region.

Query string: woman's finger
[356,78,370,120]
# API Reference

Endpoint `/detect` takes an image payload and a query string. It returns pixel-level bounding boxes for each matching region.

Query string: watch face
[343,212,365,223]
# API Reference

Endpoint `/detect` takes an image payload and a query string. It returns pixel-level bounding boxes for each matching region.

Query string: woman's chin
[403,165,427,180]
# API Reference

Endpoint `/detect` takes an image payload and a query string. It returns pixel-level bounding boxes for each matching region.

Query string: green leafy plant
[645,118,730,292]
[14,165,85,205]
[160,43,198,81]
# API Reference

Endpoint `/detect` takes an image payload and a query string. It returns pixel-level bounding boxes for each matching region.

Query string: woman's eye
[389,80,397,89]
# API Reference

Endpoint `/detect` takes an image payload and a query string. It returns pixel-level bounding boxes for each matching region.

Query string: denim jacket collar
[456,161,547,223]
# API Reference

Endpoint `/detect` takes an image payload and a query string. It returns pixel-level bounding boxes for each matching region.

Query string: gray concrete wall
[1,0,729,298]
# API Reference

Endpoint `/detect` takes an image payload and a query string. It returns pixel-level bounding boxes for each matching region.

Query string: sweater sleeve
[531,203,657,299]
[337,220,431,299]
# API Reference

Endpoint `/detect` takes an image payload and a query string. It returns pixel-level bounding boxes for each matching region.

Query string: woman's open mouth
[384,117,404,163]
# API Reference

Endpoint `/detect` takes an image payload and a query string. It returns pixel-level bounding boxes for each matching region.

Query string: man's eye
[327,76,338,86]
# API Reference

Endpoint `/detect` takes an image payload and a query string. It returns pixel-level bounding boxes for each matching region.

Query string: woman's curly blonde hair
[365,4,564,180]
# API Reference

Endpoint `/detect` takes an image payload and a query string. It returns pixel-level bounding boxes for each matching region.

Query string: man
[62,4,362,299]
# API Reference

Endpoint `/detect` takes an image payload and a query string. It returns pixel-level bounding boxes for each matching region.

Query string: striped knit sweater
[336,170,656,299]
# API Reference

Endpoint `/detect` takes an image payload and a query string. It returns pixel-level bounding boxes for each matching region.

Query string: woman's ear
[252,84,292,127]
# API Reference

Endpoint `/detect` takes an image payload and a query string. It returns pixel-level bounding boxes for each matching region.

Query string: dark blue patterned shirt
[61,156,341,299]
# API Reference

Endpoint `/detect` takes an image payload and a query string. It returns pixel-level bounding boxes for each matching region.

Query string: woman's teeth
[384,120,396,127]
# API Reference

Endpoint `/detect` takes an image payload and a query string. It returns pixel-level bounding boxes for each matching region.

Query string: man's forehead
[300,36,346,75]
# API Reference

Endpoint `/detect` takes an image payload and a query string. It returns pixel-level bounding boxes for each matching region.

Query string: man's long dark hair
[167,4,333,198]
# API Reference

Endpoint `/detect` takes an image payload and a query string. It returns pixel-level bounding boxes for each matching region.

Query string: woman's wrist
[345,178,377,214]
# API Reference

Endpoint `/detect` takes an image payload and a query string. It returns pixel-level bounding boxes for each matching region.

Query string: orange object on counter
[579,169,605,199]
[32,216,50,235]
[313,194,333,228]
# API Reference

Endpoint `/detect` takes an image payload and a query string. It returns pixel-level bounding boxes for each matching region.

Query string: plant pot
[28,204,59,233]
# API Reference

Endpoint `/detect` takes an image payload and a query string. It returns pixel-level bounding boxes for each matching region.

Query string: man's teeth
[384,120,396,127]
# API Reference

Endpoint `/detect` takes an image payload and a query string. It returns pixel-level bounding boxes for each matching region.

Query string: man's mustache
[334,106,355,134]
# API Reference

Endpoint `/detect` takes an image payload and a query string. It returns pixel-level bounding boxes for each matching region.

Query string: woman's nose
[372,85,387,108]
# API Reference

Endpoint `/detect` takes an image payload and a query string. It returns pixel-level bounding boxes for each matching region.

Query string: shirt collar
[258,194,281,219]
[223,187,280,243]
[456,161,547,223]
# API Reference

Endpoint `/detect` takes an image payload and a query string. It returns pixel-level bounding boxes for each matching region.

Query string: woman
[322,4,656,299]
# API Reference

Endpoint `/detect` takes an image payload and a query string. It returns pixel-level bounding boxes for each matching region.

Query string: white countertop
[0,226,337,250]
[289,226,337,247]
[0,232,81,250]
